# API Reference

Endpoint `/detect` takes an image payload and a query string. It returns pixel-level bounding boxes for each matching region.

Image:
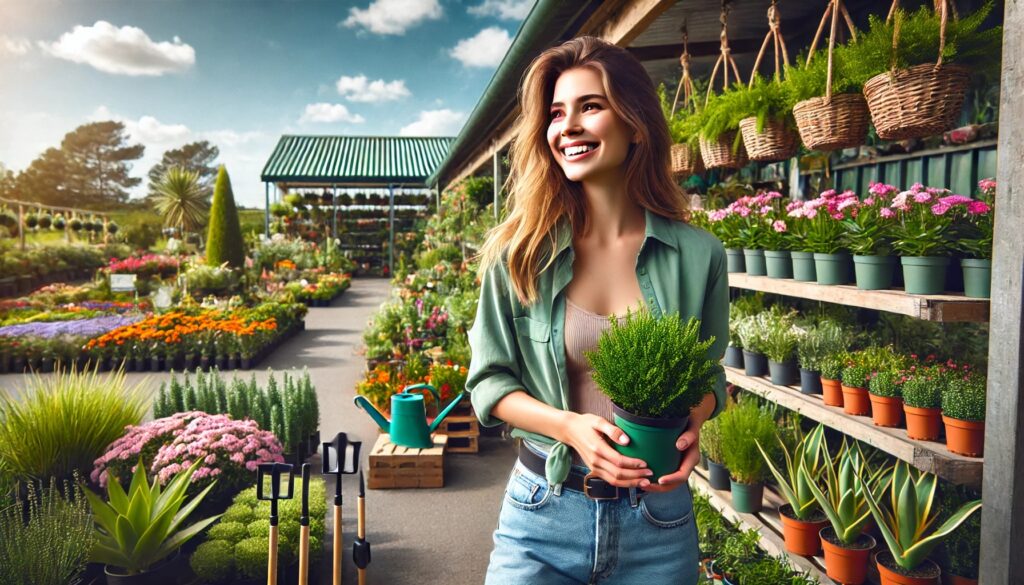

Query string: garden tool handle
[402,383,441,406]
[333,505,342,585]
[299,524,310,585]
[268,525,279,585]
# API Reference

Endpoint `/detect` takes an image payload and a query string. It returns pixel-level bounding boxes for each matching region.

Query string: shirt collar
[553,207,678,258]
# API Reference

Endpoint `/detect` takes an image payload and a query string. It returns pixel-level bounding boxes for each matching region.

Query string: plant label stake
[298,463,310,585]
[323,432,362,585]
[257,462,294,585]
[353,470,371,585]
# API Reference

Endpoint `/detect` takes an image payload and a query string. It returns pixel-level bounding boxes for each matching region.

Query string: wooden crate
[367,433,447,489]
[431,414,479,437]
[444,435,479,454]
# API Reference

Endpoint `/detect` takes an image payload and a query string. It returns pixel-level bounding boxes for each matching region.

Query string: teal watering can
[353,383,465,449]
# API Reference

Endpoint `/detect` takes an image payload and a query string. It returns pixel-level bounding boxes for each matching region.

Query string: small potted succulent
[718,398,777,514]
[762,316,801,386]
[736,314,769,377]
[819,353,847,407]
[941,372,986,457]
[757,424,830,556]
[869,369,904,428]
[587,310,718,481]
[864,462,982,585]
[700,414,731,491]
[903,367,945,441]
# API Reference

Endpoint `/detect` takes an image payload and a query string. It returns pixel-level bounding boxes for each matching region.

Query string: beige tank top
[564,297,627,423]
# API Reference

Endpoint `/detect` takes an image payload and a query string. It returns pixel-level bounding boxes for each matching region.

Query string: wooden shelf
[727,273,989,322]
[725,367,983,489]
[690,468,841,584]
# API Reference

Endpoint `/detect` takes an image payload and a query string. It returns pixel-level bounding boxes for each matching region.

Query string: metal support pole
[980,2,1024,581]
[17,204,24,251]
[493,143,501,220]
[264,182,271,239]
[388,184,395,277]
[332,183,337,240]
[435,182,440,209]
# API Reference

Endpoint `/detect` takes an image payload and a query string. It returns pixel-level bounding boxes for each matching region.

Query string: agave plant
[756,423,827,520]
[862,461,982,571]
[801,438,889,545]
[86,458,222,574]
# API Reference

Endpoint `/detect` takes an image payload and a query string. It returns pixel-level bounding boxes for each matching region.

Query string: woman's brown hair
[478,36,689,305]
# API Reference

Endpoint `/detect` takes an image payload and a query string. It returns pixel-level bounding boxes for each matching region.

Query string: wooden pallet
[431,414,479,437]
[367,433,447,489]
[443,434,479,454]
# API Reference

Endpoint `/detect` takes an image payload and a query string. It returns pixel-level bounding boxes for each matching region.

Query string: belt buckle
[583,472,618,501]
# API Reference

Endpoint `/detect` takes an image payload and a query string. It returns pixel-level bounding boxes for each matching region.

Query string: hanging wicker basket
[670,143,704,176]
[863,63,970,141]
[739,117,798,162]
[700,133,748,170]
[793,93,870,151]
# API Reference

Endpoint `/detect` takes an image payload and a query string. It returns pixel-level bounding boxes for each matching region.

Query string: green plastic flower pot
[813,252,852,285]
[729,480,764,514]
[791,251,817,282]
[961,258,991,298]
[725,248,746,273]
[901,256,950,295]
[853,255,896,290]
[611,403,687,482]
[743,249,767,276]
[764,250,793,279]
[706,460,731,490]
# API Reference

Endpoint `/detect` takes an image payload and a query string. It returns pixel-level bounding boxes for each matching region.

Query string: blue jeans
[484,447,700,584]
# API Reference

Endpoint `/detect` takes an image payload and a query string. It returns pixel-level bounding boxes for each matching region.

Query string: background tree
[205,166,244,268]
[153,167,209,235]
[147,141,220,199]
[0,163,16,200]
[14,148,70,207]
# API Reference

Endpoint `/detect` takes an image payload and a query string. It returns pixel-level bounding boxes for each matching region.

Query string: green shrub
[222,503,256,524]
[942,374,986,422]
[416,245,462,269]
[586,310,717,419]
[819,353,845,380]
[841,364,870,389]
[868,370,901,398]
[903,369,943,409]
[207,521,247,543]
[0,368,149,481]
[699,414,725,464]
[938,485,982,580]
[719,398,778,484]
[190,540,234,584]
[206,165,245,268]
[246,518,270,538]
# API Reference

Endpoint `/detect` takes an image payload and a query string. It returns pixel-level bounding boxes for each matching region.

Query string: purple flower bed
[0,314,143,339]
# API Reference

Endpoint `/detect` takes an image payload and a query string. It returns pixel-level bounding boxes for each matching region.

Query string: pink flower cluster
[786,189,860,220]
[978,178,997,194]
[92,411,284,491]
[890,183,989,217]
[106,254,181,277]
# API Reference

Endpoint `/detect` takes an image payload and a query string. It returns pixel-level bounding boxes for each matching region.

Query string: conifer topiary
[206,165,245,268]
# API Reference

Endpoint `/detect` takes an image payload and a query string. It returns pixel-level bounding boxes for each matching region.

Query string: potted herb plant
[941,372,986,457]
[841,361,872,416]
[953,179,995,299]
[736,314,769,377]
[763,316,801,386]
[803,440,886,585]
[757,424,830,556]
[86,459,221,584]
[586,310,718,481]
[820,353,846,407]
[725,308,745,369]
[890,184,958,294]
[903,366,945,441]
[797,321,846,395]
[845,182,900,290]
[719,398,777,514]
[869,369,904,428]
[700,414,731,491]
[863,462,982,585]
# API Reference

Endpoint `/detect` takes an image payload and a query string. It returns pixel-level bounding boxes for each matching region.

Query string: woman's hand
[561,412,654,489]
[643,393,717,493]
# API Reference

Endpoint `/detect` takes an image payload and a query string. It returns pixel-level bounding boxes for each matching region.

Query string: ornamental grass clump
[586,310,717,419]
[0,368,149,481]
[718,398,778,485]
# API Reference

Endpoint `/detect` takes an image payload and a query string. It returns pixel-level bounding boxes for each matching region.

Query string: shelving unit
[727,273,990,322]
[724,367,983,489]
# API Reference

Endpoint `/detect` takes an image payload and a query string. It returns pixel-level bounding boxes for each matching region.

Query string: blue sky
[0,0,532,207]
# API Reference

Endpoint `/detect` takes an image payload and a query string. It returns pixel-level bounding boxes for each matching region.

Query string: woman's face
[546,67,635,184]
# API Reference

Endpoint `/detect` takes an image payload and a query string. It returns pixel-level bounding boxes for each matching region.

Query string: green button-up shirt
[467,208,730,486]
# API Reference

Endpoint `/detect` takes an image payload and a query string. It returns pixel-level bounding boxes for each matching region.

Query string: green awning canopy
[261,135,454,187]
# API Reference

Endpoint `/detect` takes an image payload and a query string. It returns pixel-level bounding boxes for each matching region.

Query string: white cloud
[335,74,411,103]
[400,109,466,136]
[90,106,190,146]
[0,35,32,56]
[299,103,366,124]
[40,21,194,76]
[449,27,512,68]
[341,0,442,35]
[468,0,533,20]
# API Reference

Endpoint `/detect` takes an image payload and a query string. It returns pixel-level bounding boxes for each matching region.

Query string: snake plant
[801,438,888,545]
[756,424,827,521]
[86,458,222,574]
[862,461,982,571]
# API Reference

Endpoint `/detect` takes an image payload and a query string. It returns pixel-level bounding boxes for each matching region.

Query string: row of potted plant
[0,242,113,296]
[701,179,995,297]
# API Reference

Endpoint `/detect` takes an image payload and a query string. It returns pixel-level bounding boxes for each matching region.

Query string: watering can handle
[402,383,441,405]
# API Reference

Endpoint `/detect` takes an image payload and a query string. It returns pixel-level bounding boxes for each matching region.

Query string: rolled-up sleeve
[701,241,730,419]
[467,262,525,427]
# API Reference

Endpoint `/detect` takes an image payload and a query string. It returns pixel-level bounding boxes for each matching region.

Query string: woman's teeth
[564,144,596,156]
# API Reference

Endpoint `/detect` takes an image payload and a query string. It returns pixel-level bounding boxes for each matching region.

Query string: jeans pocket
[503,462,552,511]
[639,484,694,528]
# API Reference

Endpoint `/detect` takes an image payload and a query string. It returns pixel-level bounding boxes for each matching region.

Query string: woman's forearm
[490,390,576,444]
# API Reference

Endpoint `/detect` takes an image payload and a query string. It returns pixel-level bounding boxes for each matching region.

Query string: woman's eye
[583,103,600,112]
[549,110,563,120]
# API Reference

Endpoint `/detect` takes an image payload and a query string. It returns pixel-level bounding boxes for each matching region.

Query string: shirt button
[638,267,647,275]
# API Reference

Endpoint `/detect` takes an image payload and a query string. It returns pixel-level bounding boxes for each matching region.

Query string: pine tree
[205,165,245,268]
[185,385,199,413]
[155,382,169,419]
[215,376,228,413]
[169,375,185,413]
[303,369,319,435]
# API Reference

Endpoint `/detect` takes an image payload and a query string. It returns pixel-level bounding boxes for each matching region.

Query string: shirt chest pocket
[513,316,550,343]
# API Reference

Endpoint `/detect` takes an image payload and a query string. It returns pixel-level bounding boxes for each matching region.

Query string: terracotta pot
[905,405,943,441]
[821,528,876,585]
[870,394,904,428]
[876,552,941,585]
[780,504,828,556]
[942,416,985,457]
[822,377,844,407]
[842,385,871,416]
[943,574,978,585]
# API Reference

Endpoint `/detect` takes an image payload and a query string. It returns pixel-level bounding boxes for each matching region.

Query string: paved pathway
[0,277,516,585]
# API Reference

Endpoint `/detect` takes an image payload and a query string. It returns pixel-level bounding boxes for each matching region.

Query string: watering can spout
[429,392,466,434]
[353,395,390,434]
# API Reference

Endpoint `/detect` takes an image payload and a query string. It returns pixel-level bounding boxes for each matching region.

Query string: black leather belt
[518,444,640,501]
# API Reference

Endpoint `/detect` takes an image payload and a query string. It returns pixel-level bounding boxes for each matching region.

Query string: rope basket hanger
[699,2,748,170]
[669,22,704,176]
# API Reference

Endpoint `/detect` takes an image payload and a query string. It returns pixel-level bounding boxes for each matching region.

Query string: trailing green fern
[586,310,717,419]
